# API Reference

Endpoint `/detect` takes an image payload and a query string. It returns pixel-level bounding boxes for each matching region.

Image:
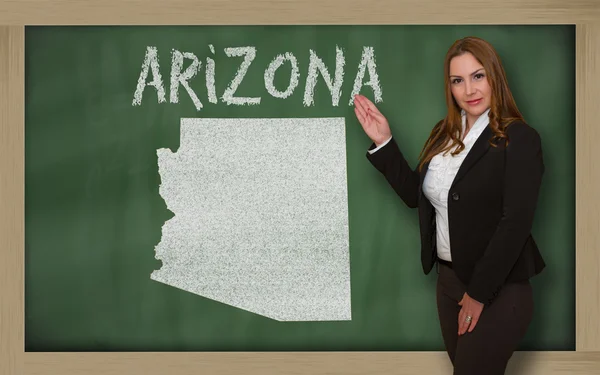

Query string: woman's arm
[353,94,421,209]
[365,137,420,208]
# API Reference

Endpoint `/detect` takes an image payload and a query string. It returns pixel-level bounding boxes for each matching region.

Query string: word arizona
[131,45,383,110]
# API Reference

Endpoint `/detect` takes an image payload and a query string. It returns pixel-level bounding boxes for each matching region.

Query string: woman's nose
[465,82,476,95]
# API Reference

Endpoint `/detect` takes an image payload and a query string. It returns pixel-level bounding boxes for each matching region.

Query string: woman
[354,36,546,375]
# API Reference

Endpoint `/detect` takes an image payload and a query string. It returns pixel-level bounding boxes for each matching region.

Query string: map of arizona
[151,117,352,321]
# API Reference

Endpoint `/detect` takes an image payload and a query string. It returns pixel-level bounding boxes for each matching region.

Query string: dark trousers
[436,263,534,375]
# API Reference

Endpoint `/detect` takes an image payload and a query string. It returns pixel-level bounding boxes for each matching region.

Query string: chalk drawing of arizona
[150,117,351,321]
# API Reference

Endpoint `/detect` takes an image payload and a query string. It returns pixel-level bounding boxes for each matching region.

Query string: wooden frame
[1,1,599,374]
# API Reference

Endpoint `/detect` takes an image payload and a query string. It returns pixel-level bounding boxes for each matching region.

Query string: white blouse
[422,108,490,261]
[369,108,491,262]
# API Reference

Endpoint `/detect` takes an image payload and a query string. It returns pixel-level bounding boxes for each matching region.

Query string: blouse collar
[461,107,491,134]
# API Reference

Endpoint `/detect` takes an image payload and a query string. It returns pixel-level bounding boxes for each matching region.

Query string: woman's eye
[475,73,485,79]
[451,78,461,84]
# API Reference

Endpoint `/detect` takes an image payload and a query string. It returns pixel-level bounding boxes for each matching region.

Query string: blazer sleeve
[466,122,545,305]
[365,137,420,208]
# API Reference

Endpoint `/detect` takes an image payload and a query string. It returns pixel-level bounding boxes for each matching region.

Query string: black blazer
[366,120,546,306]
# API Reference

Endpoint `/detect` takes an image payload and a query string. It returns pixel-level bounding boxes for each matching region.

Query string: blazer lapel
[450,124,492,188]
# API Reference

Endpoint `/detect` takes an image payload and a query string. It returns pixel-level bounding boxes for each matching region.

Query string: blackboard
[24,24,575,351]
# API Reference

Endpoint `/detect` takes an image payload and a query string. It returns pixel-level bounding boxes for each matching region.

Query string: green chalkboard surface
[25,25,575,351]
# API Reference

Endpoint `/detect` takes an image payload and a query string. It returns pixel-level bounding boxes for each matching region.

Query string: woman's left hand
[458,292,484,335]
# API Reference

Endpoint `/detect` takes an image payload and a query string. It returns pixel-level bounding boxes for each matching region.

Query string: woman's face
[449,52,492,125]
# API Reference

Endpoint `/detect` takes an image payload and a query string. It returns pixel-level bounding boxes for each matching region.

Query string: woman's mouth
[466,98,482,105]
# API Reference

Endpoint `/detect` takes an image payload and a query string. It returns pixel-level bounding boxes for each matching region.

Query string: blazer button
[452,192,460,201]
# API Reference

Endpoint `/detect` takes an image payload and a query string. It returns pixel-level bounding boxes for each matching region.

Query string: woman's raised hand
[353,94,392,146]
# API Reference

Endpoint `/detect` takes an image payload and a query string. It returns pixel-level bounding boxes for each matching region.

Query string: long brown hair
[417,36,524,172]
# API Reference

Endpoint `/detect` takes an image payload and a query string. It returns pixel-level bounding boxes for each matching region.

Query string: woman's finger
[354,102,369,126]
[355,108,377,139]
[461,319,471,335]
[458,308,465,335]
[369,108,387,125]
[354,96,365,114]
[360,95,379,113]
[358,95,388,129]
[354,106,367,126]
[354,95,371,118]
[360,95,386,118]
[464,318,472,335]
[458,309,472,335]
[356,95,375,116]
[354,105,372,127]
[467,312,480,333]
